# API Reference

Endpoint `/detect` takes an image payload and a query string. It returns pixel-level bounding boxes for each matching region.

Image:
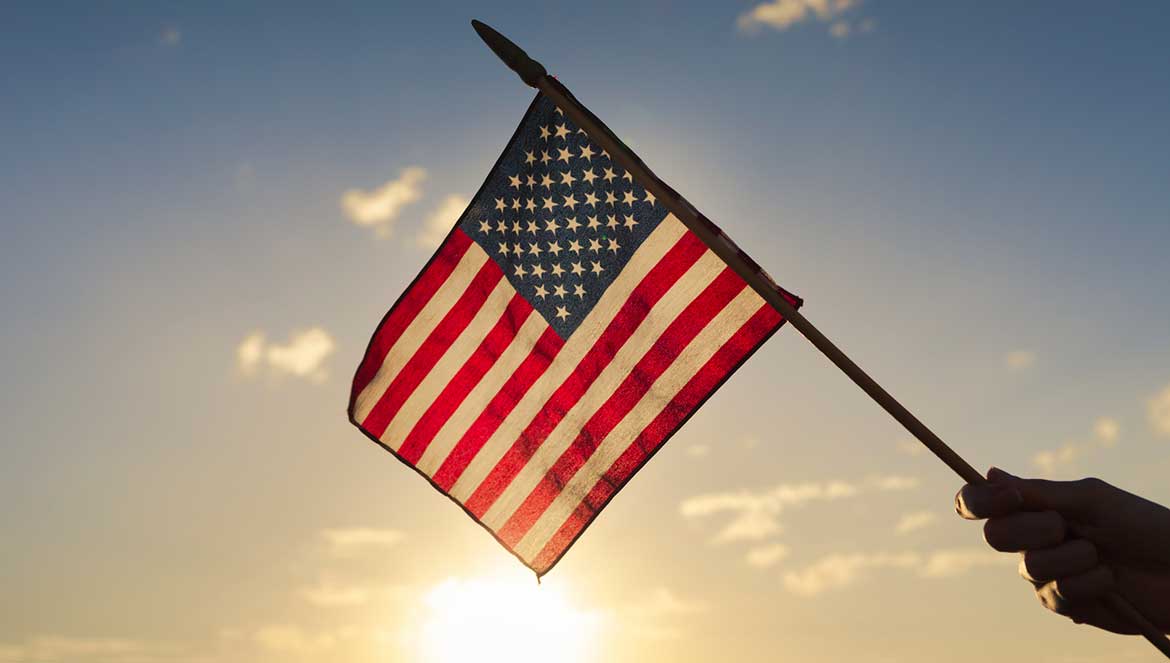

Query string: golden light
[416,572,602,663]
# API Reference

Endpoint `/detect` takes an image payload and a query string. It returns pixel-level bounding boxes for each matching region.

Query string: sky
[2,1,1170,661]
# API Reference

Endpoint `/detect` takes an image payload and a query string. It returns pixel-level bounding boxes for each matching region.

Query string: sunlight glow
[417,574,601,663]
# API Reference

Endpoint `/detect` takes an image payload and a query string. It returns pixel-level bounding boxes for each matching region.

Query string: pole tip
[470,19,546,88]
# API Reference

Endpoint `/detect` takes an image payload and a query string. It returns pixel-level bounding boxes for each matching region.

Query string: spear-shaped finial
[471,20,547,88]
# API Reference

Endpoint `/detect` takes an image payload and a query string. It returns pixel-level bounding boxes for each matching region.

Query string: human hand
[955,468,1170,634]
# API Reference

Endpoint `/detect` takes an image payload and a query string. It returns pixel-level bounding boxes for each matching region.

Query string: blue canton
[459,95,669,339]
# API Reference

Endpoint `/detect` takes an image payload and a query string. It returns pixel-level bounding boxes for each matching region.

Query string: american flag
[349,94,801,576]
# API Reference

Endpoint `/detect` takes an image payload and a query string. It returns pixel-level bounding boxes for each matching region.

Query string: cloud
[0,635,177,662]
[158,26,181,46]
[299,581,371,607]
[416,194,468,249]
[340,167,427,237]
[680,475,918,544]
[1032,416,1121,475]
[829,21,850,38]
[321,528,404,556]
[895,437,925,457]
[894,511,936,535]
[613,588,709,641]
[252,625,354,654]
[686,444,711,458]
[783,547,1010,596]
[237,328,336,382]
[737,0,859,34]
[1149,384,1170,437]
[746,543,790,568]
[1004,350,1036,371]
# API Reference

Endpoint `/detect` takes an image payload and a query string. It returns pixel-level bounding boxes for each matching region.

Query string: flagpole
[470,19,1170,656]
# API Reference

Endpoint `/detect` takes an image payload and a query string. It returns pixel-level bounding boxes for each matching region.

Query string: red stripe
[462,232,709,518]
[496,268,747,546]
[529,303,783,573]
[350,230,473,410]
[431,327,564,490]
[359,258,504,438]
[397,294,535,464]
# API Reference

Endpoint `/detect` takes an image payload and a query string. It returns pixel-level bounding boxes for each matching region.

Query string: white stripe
[382,277,516,449]
[353,244,490,424]
[479,249,727,529]
[415,312,548,475]
[447,215,689,501]
[515,289,767,560]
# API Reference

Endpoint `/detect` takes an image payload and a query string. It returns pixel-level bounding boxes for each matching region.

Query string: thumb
[987,467,1099,516]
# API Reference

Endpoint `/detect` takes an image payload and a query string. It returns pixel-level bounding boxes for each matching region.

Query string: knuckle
[983,519,1012,551]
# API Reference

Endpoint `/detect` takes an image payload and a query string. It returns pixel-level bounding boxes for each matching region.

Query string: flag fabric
[349,94,801,576]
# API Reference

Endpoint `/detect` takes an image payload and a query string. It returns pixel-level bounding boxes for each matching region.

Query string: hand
[955,468,1170,635]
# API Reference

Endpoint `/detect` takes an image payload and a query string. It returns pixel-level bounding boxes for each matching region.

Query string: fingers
[1035,565,1116,613]
[987,468,1103,517]
[955,481,1022,520]
[983,510,1065,552]
[1018,539,1098,583]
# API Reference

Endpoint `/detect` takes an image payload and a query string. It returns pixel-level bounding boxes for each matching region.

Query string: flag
[349,94,801,576]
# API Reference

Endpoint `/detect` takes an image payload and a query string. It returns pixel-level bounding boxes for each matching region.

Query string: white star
[511,242,522,256]
[622,190,636,205]
[528,242,542,257]
[571,261,585,276]
[583,191,598,207]
[479,219,491,233]
[579,144,595,162]
[526,174,537,188]
[542,197,558,212]
[525,198,536,212]
[565,217,581,232]
[545,218,560,233]
[551,263,565,277]
[557,147,572,164]
[601,149,610,159]
[496,219,507,233]
[622,171,633,182]
[644,190,656,205]
[561,170,577,187]
[573,283,586,299]
[605,191,617,205]
[540,150,552,165]
[582,169,598,185]
[547,241,563,257]
[607,237,620,253]
[526,220,539,234]
[553,283,567,298]
[562,194,578,210]
[568,239,582,255]
[590,261,604,276]
[623,214,638,230]
[508,174,522,189]
[514,263,527,278]
[539,125,551,140]
[498,242,509,255]
[555,124,571,139]
[534,284,549,299]
[602,167,617,183]
[541,173,555,189]
[531,263,546,279]
[511,220,522,234]
[586,215,601,231]
[606,215,618,230]
[588,238,602,253]
[525,151,536,165]
[495,197,506,211]
[555,305,570,321]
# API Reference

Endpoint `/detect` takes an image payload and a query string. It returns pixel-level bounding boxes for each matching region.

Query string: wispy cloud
[416,194,468,249]
[894,511,936,535]
[1004,350,1036,371]
[0,635,180,662]
[783,547,1008,596]
[613,587,710,641]
[680,475,918,544]
[737,0,863,36]
[158,26,181,47]
[320,528,404,556]
[895,437,925,457]
[252,624,357,654]
[686,444,711,458]
[745,543,790,568]
[1149,384,1170,437]
[1032,416,1121,475]
[237,328,336,382]
[340,167,427,238]
[298,580,371,607]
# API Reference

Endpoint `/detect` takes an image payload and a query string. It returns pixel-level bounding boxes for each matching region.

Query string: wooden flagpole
[470,19,1170,656]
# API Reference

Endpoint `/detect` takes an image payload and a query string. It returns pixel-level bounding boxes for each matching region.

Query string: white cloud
[416,194,468,249]
[340,167,427,237]
[1093,416,1120,447]
[829,21,850,38]
[895,437,925,457]
[321,527,404,556]
[0,635,175,662]
[237,328,336,382]
[1032,416,1122,475]
[1004,350,1036,371]
[299,581,371,607]
[746,543,790,568]
[158,26,181,46]
[737,0,859,34]
[1149,384,1170,437]
[252,625,352,654]
[783,547,1010,596]
[894,511,936,535]
[686,444,711,458]
[680,476,917,544]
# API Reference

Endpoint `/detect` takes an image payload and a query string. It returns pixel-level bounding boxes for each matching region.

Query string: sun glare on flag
[417,574,601,663]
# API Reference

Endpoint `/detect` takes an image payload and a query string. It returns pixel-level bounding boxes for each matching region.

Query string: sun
[415,571,602,663]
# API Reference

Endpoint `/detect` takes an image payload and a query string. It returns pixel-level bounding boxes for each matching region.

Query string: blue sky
[2,2,1169,662]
